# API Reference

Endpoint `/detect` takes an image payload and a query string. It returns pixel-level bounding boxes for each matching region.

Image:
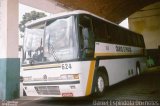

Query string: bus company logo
[43,74,47,80]
[116,45,132,53]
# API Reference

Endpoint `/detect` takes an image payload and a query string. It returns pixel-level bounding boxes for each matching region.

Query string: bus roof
[26,10,114,27]
[26,10,142,36]
[26,10,90,26]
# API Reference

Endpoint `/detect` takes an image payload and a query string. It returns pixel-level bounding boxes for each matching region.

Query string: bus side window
[133,34,138,47]
[92,19,106,42]
[140,36,145,47]
[136,35,144,47]
[107,23,119,44]
[82,28,89,49]
[137,36,141,47]
[79,25,84,49]
[79,15,94,59]
[127,32,132,46]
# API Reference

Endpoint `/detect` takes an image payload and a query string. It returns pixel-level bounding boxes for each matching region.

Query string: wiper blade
[27,58,34,65]
[49,44,59,62]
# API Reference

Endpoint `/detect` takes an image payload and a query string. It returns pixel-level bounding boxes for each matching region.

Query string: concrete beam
[55,0,160,23]
[19,0,160,23]
[20,0,159,23]
[19,0,69,14]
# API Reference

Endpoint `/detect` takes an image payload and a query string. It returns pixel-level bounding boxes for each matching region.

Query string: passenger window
[79,15,94,59]
[107,24,119,44]
[93,19,106,42]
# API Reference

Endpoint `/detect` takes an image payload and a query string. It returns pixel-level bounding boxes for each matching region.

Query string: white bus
[21,10,146,97]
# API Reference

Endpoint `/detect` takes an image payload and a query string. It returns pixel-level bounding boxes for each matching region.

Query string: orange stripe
[85,61,96,96]
[94,52,143,58]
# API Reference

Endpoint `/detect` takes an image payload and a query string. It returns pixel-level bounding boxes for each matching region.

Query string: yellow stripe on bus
[23,64,61,70]
[94,52,143,58]
[85,61,96,96]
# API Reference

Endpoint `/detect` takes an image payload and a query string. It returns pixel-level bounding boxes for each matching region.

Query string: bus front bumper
[23,80,87,97]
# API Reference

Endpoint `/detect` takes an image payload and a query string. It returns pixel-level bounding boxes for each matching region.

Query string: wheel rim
[137,67,140,75]
[97,76,105,92]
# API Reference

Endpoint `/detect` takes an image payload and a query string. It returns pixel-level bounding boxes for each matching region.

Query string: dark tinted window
[88,15,145,48]
[132,34,138,46]
[117,27,126,45]
[140,35,145,47]
[107,24,119,43]
[92,18,106,42]
[129,32,134,46]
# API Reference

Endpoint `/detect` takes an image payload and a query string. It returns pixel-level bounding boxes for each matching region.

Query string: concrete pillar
[0,0,20,100]
[129,2,160,49]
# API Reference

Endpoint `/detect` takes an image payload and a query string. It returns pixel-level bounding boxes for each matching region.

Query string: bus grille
[35,86,60,95]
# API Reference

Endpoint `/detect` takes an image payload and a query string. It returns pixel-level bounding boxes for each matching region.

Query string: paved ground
[7,67,160,106]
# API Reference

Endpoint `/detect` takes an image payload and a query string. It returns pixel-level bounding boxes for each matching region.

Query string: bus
[21,10,146,97]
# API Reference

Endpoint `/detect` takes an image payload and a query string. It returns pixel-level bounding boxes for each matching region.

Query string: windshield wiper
[27,58,34,65]
[49,44,60,62]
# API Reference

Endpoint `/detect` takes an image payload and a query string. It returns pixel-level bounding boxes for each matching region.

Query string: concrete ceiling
[20,0,160,23]
[54,0,160,23]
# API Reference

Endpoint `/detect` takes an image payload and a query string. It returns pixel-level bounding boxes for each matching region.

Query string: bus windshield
[23,16,79,64]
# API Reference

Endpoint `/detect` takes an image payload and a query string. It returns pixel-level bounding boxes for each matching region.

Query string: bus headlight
[60,74,79,80]
[23,76,32,82]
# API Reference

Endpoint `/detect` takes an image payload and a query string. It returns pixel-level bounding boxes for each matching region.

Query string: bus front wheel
[94,71,108,96]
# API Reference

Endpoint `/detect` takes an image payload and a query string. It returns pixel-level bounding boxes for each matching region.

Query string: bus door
[79,15,94,59]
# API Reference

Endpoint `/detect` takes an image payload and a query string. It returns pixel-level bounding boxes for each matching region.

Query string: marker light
[60,74,79,80]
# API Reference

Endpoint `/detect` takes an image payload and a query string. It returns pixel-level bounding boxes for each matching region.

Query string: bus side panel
[99,57,146,86]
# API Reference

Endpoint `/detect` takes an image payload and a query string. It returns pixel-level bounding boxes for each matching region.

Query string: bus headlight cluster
[23,76,32,82]
[60,74,79,80]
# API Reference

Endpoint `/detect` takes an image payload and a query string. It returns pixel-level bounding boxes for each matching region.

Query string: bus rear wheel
[136,66,140,75]
[136,63,141,75]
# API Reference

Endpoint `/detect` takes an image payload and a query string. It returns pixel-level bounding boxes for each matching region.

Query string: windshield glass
[23,16,79,65]
[44,16,79,62]
[23,22,45,64]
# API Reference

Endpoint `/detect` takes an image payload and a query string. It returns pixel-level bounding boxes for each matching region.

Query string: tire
[94,71,108,96]
[23,90,27,96]
[136,65,141,75]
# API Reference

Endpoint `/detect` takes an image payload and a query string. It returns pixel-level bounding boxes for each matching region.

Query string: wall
[129,2,160,49]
